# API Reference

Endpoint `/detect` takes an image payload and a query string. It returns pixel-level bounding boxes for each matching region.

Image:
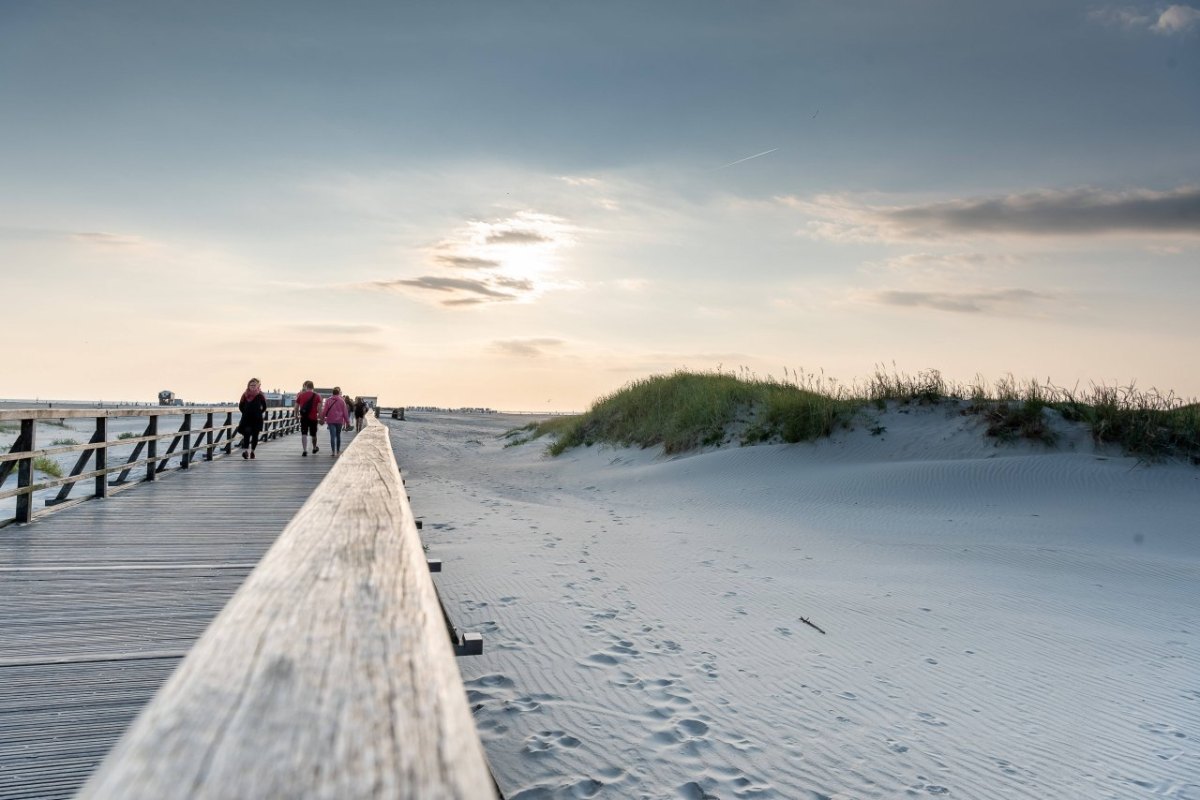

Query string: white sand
[391,408,1200,800]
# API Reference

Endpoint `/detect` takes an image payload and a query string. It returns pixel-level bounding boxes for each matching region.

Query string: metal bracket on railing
[455,632,484,657]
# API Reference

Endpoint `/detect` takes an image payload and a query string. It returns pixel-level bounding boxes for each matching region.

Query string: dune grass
[33,457,62,478]
[512,367,1200,463]
[540,370,858,456]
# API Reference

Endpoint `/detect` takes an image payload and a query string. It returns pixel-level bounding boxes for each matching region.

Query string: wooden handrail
[1,407,299,524]
[0,405,235,421]
[77,416,497,799]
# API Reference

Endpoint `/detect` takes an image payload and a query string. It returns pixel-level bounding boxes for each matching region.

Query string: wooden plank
[0,430,345,799]
[77,418,496,800]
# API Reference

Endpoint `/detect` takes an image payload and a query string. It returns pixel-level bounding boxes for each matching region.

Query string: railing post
[181,413,192,470]
[205,412,215,461]
[147,415,158,482]
[223,412,233,455]
[14,419,35,524]
[94,416,107,499]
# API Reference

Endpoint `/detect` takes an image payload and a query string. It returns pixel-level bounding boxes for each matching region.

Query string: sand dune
[388,407,1199,800]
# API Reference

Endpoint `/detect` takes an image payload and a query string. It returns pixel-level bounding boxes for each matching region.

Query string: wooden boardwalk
[0,433,350,800]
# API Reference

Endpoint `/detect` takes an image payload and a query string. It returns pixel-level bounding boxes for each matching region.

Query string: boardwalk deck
[0,433,349,800]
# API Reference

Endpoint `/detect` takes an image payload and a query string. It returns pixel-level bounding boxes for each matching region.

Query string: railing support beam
[14,421,34,524]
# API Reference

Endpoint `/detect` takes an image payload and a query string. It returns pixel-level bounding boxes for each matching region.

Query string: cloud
[1090,4,1200,33]
[369,276,524,304]
[1088,6,1154,28]
[493,276,536,292]
[872,288,1051,314]
[788,186,1200,242]
[1152,4,1200,32]
[492,338,566,357]
[485,229,552,245]
[381,210,577,308]
[435,254,502,269]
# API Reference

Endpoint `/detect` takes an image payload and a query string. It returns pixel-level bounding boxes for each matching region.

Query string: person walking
[237,378,268,460]
[354,396,367,432]
[320,386,351,457]
[295,380,323,456]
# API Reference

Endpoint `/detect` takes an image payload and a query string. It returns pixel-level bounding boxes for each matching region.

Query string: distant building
[264,390,296,408]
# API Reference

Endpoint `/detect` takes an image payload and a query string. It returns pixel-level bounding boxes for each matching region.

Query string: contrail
[715,147,779,170]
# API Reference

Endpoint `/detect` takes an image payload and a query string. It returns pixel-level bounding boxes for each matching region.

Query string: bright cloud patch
[1153,4,1200,32]
[375,211,575,307]
[1089,4,1200,33]
[788,186,1200,242]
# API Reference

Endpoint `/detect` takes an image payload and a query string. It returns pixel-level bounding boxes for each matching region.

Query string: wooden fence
[75,415,498,798]
[0,407,299,526]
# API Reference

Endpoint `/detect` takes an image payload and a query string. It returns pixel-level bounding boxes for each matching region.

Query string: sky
[2,1,1198,409]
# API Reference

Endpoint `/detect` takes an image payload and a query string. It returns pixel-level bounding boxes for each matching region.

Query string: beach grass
[520,367,1200,462]
[544,370,857,456]
[51,438,79,446]
[117,431,139,440]
[33,457,62,478]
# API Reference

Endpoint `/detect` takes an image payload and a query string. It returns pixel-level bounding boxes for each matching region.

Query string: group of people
[236,379,372,460]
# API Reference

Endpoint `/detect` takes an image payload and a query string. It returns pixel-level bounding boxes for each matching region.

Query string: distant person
[237,377,268,460]
[320,386,351,457]
[354,396,367,432]
[295,380,323,456]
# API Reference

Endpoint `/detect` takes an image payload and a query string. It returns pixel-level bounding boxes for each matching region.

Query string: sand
[388,407,1200,800]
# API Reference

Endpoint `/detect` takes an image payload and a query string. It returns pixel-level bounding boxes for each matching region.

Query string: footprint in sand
[1140,721,1188,738]
[677,780,718,799]
[676,718,710,738]
[587,651,621,666]
[522,730,582,754]
[916,711,948,727]
[503,695,544,713]
[608,639,638,656]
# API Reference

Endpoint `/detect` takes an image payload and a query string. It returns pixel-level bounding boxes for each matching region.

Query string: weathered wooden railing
[77,415,497,799]
[0,406,299,526]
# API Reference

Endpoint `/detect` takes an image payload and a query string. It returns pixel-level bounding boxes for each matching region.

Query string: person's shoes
[242,451,249,460]
[302,451,308,457]
[313,445,319,453]
[250,451,256,459]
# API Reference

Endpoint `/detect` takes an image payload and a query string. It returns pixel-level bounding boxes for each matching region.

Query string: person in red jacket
[319,386,351,457]
[294,380,323,457]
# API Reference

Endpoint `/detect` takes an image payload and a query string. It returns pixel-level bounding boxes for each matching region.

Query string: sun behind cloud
[368,211,577,308]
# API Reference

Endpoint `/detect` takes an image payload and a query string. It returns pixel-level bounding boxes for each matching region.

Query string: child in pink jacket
[319,386,351,457]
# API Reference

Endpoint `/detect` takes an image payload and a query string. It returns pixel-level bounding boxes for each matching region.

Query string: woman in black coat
[237,378,268,459]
